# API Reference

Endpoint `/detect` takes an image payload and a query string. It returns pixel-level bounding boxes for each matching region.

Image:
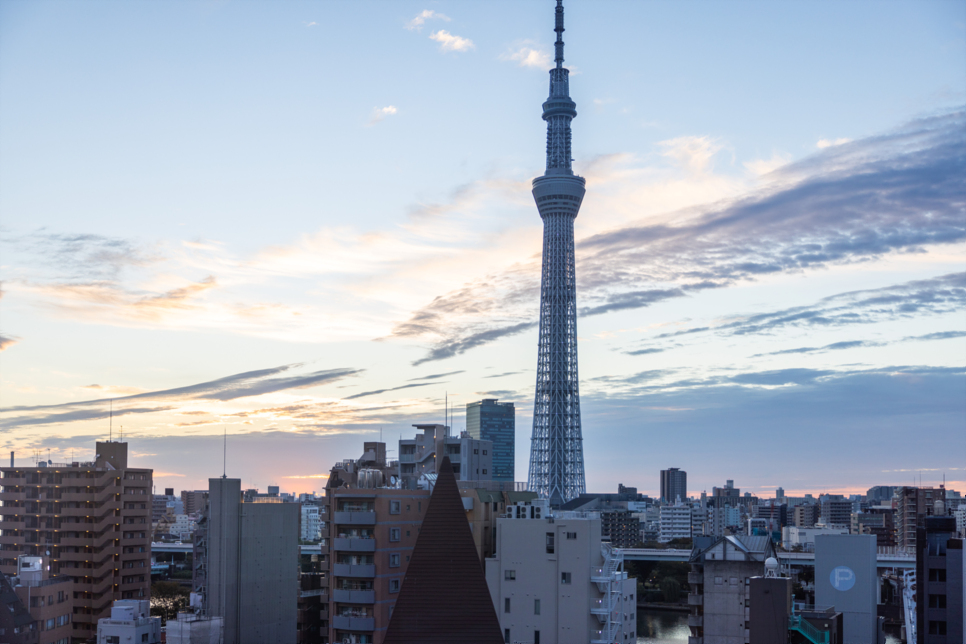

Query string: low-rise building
[659,503,692,543]
[7,556,73,644]
[95,600,161,644]
[398,425,492,489]
[782,524,850,551]
[485,500,637,644]
[601,509,641,548]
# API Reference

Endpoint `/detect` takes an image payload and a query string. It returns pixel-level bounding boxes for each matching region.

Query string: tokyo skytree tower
[527,0,586,506]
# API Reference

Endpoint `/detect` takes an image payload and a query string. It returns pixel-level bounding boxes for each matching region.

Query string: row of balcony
[332,563,374,578]
[333,511,375,525]
[332,615,375,631]
[332,538,374,552]
[332,588,374,603]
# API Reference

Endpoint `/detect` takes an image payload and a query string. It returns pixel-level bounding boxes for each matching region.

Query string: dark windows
[389,528,400,542]
[566,531,577,540]
[928,569,947,582]
[389,579,400,593]
[561,572,571,584]
[534,631,540,644]
[504,629,510,644]
[505,570,516,580]
[504,597,511,613]
[534,598,540,615]
[389,500,401,514]
[389,553,400,568]
[928,594,947,608]
[928,621,947,635]
[546,532,555,554]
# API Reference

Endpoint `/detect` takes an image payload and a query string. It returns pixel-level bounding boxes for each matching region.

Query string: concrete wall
[207,478,241,644]
[815,534,877,644]
[238,503,298,644]
[702,560,760,644]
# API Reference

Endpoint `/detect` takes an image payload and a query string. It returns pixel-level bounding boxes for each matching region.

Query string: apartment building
[660,503,692,543]
[897,486,946,549]
[0,441,152,640]
[397,424,492,489]
[7,556,74,644]
[485,500,636,644]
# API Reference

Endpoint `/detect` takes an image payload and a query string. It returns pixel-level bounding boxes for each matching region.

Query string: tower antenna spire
[554,0,565,69]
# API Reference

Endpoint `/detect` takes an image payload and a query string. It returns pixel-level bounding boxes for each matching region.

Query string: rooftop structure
[398,424,492,490]
[527,0,587,506]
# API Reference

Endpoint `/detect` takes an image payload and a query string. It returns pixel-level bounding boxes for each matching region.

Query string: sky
[1,0,964,500]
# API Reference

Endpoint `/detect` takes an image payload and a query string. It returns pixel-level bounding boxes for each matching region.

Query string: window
[929,569,947,582]
[546,532,555,554]
[389,553,400,568]
[406,530,411,537]
[928,594,947,608]
[505,570,516,580]
[504,628,510,644]
[106,638,120,644]
[534,599,540,615]
[534,631,540,644]
[561,572,571,584]
[483,450,487,455]
[389,579,400,593]
[483,469,487,475]
[566,532,577,540]
[390,500,401,515]
[474,449,479,454]
[142,635,149,643]
[390,528,401,541]
[504,597,511,613]
[928,621,947,635]
[715,576,723,585]
[45,619,55,630]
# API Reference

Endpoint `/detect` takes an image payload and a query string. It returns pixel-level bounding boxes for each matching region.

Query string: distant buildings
[600,510,641,548]
[0,441,152,640]
[152,487,183,522]
[688,535,777,644]
[194,477,299,644]
[916,513,964,643]
[485,499,636,644]
[820,497,853,528]
[793,504,820,528]
[180,490,208,516]
[896,486,946,549]
[659,503,692,543]
[660,468,687,504]
[466,399,516,482]
[300,505,321,543]
[95,600,160,644]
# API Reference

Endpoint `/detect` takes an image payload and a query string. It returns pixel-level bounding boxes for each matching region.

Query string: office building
[815,534,881,644]
[486,499,636,644]
[0,441,152,639]
[897,487,947,549]
[600,509,641,548]
[660,468,687,504]
[851,509,896,547]
[325,441,431,644]
[916,514,964,643]
[526,0,588,506]
[466,399,516,482]
[659,503,692,543]
[180,490,208,516]
[195,477,299,644]
[687,535,777,644]
[398,424,492,490]
[866,486,897,505]
[383,457,503,644]
[6,556,74,644]
[95,600,160,644]
[821,497,854,527]
[793,504,820,528]
[152,488,182,523]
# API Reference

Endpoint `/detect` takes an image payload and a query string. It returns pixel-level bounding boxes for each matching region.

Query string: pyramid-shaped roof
[383,456,503,644]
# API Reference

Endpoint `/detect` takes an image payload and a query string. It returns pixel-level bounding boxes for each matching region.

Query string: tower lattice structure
[527,0,586,506]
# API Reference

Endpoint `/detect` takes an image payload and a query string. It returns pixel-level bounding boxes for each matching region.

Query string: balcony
[332,564,375,578]
[399,453,414,463]
[333,538,375,553]
[332,616,374,631]
[688,615,703,628]
[687,594,703,606]
[333,511,375,525]
[688,572,702,585]
[332,589,374,604]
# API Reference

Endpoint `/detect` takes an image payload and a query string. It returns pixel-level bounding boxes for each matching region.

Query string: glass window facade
[466,399,515,482]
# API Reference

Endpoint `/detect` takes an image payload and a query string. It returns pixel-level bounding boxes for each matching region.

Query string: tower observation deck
[527,0,586,506]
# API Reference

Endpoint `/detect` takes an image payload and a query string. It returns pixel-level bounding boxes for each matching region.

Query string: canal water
[635,609,904,643]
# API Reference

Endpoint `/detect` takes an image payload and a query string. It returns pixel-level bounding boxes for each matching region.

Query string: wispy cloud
[500,43,551,69]
[367,105,398,126]
[343,382,435,401]
[817,137,851,149]
[429,30,474,53]
[406,9,450,31]
[0,335,18,351]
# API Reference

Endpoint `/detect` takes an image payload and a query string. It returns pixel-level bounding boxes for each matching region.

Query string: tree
[151,581,190,624]
[660,577,682,603]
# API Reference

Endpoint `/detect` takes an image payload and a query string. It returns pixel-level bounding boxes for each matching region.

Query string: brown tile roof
[384,456,504,644]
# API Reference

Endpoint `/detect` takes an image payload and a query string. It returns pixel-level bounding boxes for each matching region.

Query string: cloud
[0,335,18,351]
[343,382,435,401]
[751,330,966,358]
[658,136,723,174]
[411,321,536,366]
[817,137,852,149]
[406,9,450,31]
[407,371,465,381]
[304,21,317,27]
[429,30,474,53]
[500,43,551,69]
[367,105,398,126]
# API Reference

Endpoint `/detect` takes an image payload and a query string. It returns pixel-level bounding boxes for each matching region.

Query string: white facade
[485,502,636,644]
[300,504,321,542]
[166,612,224,644]
[782,524,850,550]
[170,514,197,539]
[96,600,161,644]
[659,503,692,543]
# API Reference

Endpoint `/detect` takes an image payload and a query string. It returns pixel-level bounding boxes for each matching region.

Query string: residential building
[782,525,850,551]
[897,486,946,549]
[793,504,820,528]
[851,509,896,547]
[195,477,299,644]
[660,468,687,504]
[659,503,692,543]
[0,441,152,640]
[301,505,321,543]
[152,488,182,523]
[459,487,537,564]
[820,497,853,528]
[0,570,38,644]
[397,424,492,490]
[181,490,208,516]
[169,514,197,541]
[601,509,641,548]
[383,456,503,643]
[95,600,160,644]
[7,556,74,644]
[915,514,964,643]
[466,399,516,482]
[687,535,777,644]
[486,499,636,644]
[709,505,741,537]
[326,441,431,644]
[165,612,224,644]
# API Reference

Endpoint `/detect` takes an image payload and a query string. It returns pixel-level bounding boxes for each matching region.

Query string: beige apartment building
[0,441,152,640]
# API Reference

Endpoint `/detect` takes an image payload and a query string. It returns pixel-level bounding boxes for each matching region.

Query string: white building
[96,600,161,644]
[485,500,637,644]
[170,514,197,540]
[659,503,692,543]
[166,612,224,644]
[953,507,965,537]
[782,524,850,551]
[300,504,321,542]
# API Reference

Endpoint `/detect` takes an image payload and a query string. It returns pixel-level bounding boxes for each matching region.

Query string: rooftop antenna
[109,399,113,442]
[222,427,227,479]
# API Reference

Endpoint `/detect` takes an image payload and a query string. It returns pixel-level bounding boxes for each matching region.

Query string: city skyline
[1,1,964,498]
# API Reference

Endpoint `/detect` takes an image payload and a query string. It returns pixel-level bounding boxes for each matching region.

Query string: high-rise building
[820,498,853,527]
[0,441,152,640]
[466,399,515,482]
[659,503,692,543]
[660,468,687,503]
[896,486,946,549]
[195,477,299,644]
[793,504,820,528]
[181,490,208,516]
[916,515,964,643]
[527,0,587,506]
